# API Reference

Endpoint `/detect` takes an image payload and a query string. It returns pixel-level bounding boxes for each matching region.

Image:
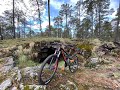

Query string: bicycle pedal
[70,60,74,63]
[61,67,65,71]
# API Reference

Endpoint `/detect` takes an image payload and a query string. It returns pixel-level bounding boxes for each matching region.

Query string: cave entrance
[38,46,56,63]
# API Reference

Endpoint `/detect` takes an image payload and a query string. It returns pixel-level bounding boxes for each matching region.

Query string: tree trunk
[36,0,42,36]
[91,11,94,38]
[17,15,20,38]
[13,0,15,38]
[30,20,32,37]
[24,18,26,38]
[79,2,81,38]
[79,1,81,25]
[65,4,68,38]
[39,12,42,36]
[98,2,101,38]
[66,14,68,29]
[48,0,51,37]
[0,25,3,40]
[115,1,120,42]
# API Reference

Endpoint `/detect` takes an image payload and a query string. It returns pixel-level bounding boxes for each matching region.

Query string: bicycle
[38,43,79,85]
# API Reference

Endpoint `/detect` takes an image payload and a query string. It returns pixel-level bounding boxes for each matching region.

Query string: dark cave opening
[38,46,56,63]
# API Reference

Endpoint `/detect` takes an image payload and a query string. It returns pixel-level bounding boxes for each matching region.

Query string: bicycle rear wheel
[68,55,78,73]
[38,54,58,85]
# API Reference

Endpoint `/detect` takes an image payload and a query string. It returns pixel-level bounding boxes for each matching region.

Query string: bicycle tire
[38,54,58,85]
[68,55,78,73]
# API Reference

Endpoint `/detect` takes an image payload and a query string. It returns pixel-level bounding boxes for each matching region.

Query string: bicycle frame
[53,46,71,65]
[51,44,79,71]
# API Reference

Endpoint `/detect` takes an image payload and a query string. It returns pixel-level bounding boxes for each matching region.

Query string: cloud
[41,21,54,29]
[110,10,117,19]
[0,0,12,16]
[31,24,39,30]
[50,0,65,10]
[69,0,79,5]
[110,0,119,19]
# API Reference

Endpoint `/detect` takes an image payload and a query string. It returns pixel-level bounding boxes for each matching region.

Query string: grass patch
[17,54,40,68]
[58,61,65,67]
[0,37,72,48]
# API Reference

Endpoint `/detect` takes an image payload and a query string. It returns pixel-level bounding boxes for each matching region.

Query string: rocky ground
[0,38,120,90]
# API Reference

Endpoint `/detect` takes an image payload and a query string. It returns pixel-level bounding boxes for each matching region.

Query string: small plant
[24,85,30,90]
[77,42,93,59]
[17,54,39,68]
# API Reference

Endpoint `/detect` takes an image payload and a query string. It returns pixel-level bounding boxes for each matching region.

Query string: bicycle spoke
[39,54,58,85]
[69,56,78,73]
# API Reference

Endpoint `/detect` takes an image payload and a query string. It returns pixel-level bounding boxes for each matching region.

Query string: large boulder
[0,78,12,90]
[0,57,14,73]
[60,80,78,90]
[22,65,42,78]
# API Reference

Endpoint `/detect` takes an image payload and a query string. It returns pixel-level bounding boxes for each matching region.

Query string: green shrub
[17,54,39,68]
[77,42,93,59]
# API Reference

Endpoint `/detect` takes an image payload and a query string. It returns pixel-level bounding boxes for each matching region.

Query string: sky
[0,0,119,32]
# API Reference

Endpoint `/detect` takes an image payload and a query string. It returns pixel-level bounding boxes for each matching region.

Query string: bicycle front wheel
[68,55,78,73]
[38,54,58,85]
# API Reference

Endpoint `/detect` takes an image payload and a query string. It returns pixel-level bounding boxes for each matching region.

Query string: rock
[67,80,78,90]
[19,83,24,90]
[90,58,99,64]
[12,87,18,90]
[0,57,14,73]
[17,70,22,82]
[29,85,34,89]
[117,67,120,71]
[0,78,12,90]
[60,84,66,89]
[22,65,41,77]
[60,80,78,90]
[97,51,105,57]
[23,85,46,90]
[117,79,120,83]
[91,39,101,46]
[102,59,112,64]
[0,52,2,57]
[29,42,35,48]
[12,67,19,72]
[18,45,23,50]
[107,73,114,78]
[30,72,37,78]
[11,67,19,80]
[34,86,40,90]
[85,57,99,68]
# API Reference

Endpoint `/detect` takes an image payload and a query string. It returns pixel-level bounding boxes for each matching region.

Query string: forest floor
[0,37,120,90]
[47,55,120,90]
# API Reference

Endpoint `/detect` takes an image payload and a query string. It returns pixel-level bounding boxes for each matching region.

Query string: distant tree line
[52,0,120,42]
[0,0,120,42]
